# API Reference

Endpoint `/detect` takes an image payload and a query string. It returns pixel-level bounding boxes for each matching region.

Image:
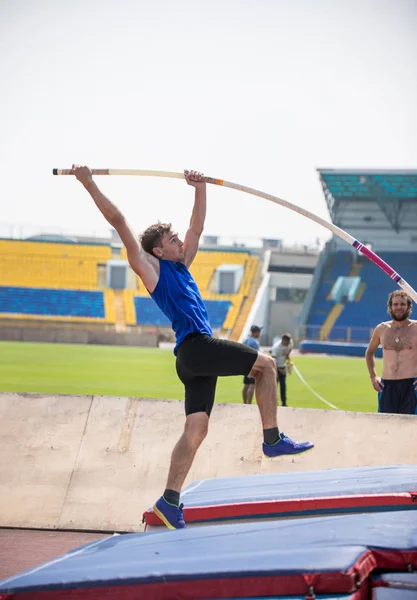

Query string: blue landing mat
[380,572,417,587]
[144,464,417,526]
[373,590,417,599]
[179,465,417,507]
[1,511,416,599]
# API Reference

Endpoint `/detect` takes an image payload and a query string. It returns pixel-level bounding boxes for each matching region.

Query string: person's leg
[177,336,313,456]
[165,411,209,492]
[242,381,250,404]
[175,336,313,460]
[251,352,313,456]
[154,416,207,529]
[279,371,287,406]
[153,362,217,529]
[243,376,255,404]
[247,383,255,404]
[250,352,279,430]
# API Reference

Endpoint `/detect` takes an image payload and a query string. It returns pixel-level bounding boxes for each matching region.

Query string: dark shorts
[243,375,255,385]
[378,378,417,415]
[176,333,258,416]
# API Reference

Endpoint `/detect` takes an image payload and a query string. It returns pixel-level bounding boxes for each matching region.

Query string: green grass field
[0,341,380,412]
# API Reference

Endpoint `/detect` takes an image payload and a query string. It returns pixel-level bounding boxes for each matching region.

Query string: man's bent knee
[252,352,276,376]
[184,412,209,443]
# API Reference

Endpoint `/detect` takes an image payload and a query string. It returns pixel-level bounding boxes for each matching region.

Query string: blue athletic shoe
[263,432,314,457]
[153,496,186,529]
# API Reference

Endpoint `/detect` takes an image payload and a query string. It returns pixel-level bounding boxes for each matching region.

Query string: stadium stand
[331,251,417,341]
[0,240,111,290]
[0,240,260,337]
[0,287,104,318]
[0,286,116,324]
[306,250,352,331]
[301,170,417,345]
[133,296,231,328]
[0,240,114,324]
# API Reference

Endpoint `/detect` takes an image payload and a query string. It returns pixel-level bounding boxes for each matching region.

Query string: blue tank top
[150,260,212,353]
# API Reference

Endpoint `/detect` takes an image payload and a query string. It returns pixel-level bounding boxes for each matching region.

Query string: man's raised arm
[72,164,159,292]
[182,170,207,268]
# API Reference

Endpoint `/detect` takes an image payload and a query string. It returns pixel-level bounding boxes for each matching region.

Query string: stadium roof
[318,169,417,232]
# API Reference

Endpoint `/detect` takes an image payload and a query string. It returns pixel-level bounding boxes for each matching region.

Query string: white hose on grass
[292,364,339,410]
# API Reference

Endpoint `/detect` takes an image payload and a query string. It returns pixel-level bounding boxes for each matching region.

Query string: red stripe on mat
[144,491,417,526]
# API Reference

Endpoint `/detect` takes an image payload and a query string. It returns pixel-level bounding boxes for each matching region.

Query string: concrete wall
[269,301,303,342]
[0,327,157,347]
[1,393,416,533]
[269,251,319,268]
[269,273,313,289]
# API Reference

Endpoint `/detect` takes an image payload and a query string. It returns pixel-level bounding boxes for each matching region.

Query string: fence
[298,325,373,344]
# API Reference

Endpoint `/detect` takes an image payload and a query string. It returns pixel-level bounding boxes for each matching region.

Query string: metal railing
[298,324,374,344]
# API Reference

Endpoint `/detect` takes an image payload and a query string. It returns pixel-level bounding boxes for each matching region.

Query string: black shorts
[176,333,258,416]
[243,375,256,385]
[378,378,417,415]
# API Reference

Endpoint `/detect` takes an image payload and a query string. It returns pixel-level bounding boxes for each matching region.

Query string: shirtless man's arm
[365,324,383,392]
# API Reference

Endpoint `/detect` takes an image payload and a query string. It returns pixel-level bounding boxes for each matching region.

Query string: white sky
[1,0,416,246]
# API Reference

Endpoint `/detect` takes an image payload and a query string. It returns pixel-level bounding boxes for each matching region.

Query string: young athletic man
[242,325,262,404]
[72,164,314,529]
[365,290,417,415]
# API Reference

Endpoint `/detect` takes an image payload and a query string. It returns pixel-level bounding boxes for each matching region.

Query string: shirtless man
[365,290,417,415]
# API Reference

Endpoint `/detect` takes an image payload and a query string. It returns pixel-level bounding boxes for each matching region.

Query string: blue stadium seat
[321,172,417,200]
[306,251,417,336]
[334,252,417,329]
[134,297,231,328]
[307,251,352,327]
[0,286,105,318]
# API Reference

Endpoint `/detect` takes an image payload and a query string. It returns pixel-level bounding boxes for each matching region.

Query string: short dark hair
[140,222,172,256]
[282,333,292,342]
[387,290,412,311]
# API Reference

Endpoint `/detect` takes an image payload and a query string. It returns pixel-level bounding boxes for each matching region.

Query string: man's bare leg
[251,353,279,429]
[251,352,314,456]
[165,412,209,492]
[153,412,209,529]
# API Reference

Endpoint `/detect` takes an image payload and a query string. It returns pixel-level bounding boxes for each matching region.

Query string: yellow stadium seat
[0,240,111,289]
